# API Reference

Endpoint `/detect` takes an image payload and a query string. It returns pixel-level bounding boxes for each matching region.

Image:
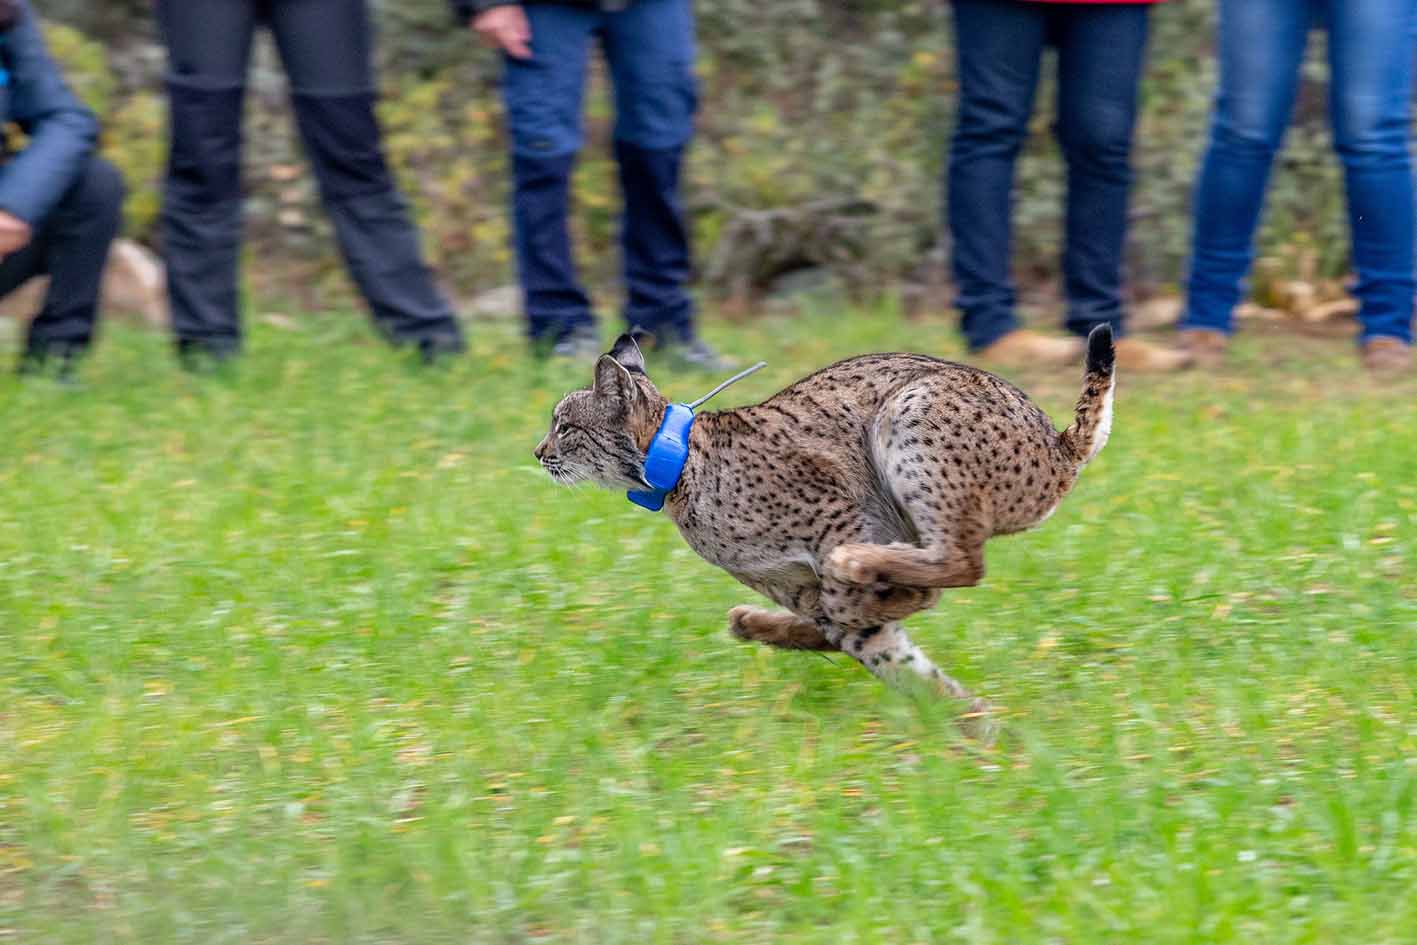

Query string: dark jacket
[452,0,629,26]
[0,0,98,226]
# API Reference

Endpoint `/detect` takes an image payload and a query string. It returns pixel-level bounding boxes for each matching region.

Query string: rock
[0,278,46,324]
[103,239,168,329]
[461,284,521,322]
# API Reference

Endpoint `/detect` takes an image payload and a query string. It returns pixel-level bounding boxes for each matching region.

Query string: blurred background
[32,0,1352,321]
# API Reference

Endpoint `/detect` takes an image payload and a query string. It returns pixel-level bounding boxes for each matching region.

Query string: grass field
[2,308,1416,944]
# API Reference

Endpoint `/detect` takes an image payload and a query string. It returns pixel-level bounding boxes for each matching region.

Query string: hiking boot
[1179,328,1229,369]
[1114,336,1194,373]
[1361,337,1412,374]
[977,330,1084,369]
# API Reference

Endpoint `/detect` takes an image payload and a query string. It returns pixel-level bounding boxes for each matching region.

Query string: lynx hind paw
[826,543,889,585]
[958,697,1000,745]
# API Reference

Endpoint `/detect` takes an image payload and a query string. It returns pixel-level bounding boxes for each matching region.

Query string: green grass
[2,308,1416,944]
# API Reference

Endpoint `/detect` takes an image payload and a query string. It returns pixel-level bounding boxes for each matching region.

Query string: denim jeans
[947,0,1151,352]
[1183,0,1417,344]
[503,0,698,343]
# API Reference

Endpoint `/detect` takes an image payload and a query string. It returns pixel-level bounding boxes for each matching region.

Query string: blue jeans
[502,0,698,343]
[947,0,1151,352]
[1184,0,1417,344]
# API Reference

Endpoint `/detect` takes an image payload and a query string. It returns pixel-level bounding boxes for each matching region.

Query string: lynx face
[534,337,663,491]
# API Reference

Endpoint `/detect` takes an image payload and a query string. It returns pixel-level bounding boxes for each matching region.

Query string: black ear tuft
[608,332,647,375]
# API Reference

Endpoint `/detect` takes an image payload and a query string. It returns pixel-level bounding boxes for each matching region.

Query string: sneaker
[977,330,1084,369]
[549,326,602,361]
[1113,337,1194,373]
[1179,328,1229,369]
[1361,337,1412,374]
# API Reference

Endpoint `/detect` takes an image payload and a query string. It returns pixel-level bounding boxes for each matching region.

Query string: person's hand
[0,211,32,258]
[472,5,532,60]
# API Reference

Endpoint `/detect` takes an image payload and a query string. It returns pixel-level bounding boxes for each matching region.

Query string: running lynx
[535,328,1116,733]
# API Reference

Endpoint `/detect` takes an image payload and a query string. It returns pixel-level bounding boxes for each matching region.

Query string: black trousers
[157,0,464,357]
[0,156,124,362]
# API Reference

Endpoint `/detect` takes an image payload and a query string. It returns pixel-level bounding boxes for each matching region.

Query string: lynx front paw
[727,606,836,651]
[727,605,760,642]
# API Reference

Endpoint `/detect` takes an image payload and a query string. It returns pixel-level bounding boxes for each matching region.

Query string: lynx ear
[608,332,647,375]
[593,354,639,410]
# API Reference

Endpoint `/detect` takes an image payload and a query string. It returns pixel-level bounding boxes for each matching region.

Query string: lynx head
[535,334,667,490]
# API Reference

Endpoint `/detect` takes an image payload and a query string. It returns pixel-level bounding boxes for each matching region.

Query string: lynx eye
[555,422,570,438]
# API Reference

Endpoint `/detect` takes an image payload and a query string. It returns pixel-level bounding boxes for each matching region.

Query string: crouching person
[0,0,123,376]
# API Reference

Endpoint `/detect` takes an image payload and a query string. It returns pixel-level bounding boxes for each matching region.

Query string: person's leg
[18,158,126,369]
[270,0,464,358]
[502,4,597,347]
[157,0,257,360]
[1053,3,1149,341]
[1181,0,1312,335]
[602,0,698,345]
[946,0,1045,352]
[1326,0,1417,348]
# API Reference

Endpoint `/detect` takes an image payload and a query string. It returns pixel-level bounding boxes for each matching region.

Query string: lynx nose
[533,438,549,461]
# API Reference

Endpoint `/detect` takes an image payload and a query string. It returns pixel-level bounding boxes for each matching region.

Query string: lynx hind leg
[819,573,941,625]
[827,403,992,589]
[728,606,836,651]
[833,621,995,740]
[826,538,985,590]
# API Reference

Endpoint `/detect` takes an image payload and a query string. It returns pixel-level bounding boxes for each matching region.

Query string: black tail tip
[1086,324,1115,374]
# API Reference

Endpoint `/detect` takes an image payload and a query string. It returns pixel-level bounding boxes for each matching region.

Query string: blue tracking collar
[627,403,695,512]
[623,360,768,513]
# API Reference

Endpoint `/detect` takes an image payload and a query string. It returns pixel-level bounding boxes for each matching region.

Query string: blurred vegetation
[40,0,1351,305]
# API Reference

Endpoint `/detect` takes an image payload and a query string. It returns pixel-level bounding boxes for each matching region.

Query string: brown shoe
[1361,337,1412,374]
[1179,328,1229,369]
[1113,337,1194,373]
[977,329,1084,369]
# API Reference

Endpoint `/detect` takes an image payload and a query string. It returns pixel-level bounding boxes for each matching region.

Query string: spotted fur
[536,328,1117,735]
